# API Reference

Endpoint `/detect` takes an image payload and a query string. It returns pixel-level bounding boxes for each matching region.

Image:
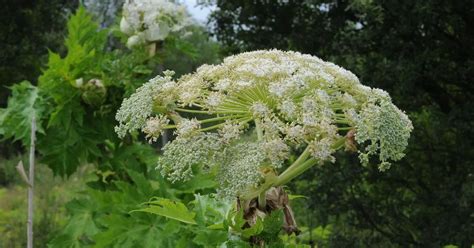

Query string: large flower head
[120,0,190,48]
[116,50,413,198]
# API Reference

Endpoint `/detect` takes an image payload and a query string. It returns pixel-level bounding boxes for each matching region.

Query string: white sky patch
[182,0,215,24]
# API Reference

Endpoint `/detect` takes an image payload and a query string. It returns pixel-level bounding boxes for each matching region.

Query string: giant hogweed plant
[116,50,413,243]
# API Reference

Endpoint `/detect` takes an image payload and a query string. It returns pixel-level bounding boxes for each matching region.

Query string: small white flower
[302,97,317,112]
[284,124,305,143]
[251,102,270,118]
[214,78,231,91]
[205,92,224,108]
[142,115,169,143]
[315,89,330,103]
[279,100,297,119]
[263,138,290,167]
[269,80,290,98]
[179,89,201,106]
[145,22,170,41]
[175,118,200,138]
[341,92,357,107]
[302,113,318,126]
[218,121,244,143]
[308,138,335,163]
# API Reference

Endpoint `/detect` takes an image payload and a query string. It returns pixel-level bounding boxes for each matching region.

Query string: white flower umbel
[216,142,266,198]
[116,49,413,199]
[120,0,190,48]
[158,133,222,182]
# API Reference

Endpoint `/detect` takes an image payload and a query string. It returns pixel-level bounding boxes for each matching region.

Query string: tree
[209,0,474,246]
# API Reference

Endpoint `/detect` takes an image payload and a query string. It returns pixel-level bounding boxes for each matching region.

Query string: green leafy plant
[1,4,227,247]
[133,197,198,225]
[0,81,44,145]
[115,50,413,245]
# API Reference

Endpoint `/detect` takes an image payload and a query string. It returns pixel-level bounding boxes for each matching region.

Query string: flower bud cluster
[120,0,190,48]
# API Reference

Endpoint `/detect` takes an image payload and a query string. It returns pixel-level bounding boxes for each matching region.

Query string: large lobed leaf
[0,81,44,145]
[132,197,197,225]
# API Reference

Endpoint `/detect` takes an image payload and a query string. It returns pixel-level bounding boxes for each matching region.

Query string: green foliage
[228,208,264,239]
[259,210,284,243]
[0,4,236,247]
[161,26,221,76]
[0,2,263,248]
[49,167,230,247]
[210,0,474,246]
[0,158,93,248]
[31,6,108,176]
[133,197,197,225]
[49,170,163,247]
[0,81,44,145]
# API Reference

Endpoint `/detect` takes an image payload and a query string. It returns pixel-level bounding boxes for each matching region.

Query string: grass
[0,155,94,248]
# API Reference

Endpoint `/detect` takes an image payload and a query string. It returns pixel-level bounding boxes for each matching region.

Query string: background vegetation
[0,0,472,247]
[210,0,474,246]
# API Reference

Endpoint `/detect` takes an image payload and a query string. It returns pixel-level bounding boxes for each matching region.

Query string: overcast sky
[182,0,214,23]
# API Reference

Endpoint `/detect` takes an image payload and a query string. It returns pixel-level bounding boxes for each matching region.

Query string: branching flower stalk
[115,50,413,238]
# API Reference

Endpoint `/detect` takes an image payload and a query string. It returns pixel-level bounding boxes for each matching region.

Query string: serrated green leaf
[192,228,228,246]
[48,199,99,248]
[263,210,283,234]
[0,81,44,145]
[191,194,232,227]
[132,65,153,75]
[288,194,308,200]
[126,169,154,196]
[207,222,225,230]
[221,239,252,248]
[228,208,246,232]
[241,217,264,238]
[65,6,106,56]
[93,214,165,248]
[132,197,197,225]
[174,171,217,193]
[259,209,284,243]
[38,126,101,176]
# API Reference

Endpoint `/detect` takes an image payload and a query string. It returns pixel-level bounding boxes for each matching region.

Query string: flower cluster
[120,0,189,48]
[115,70,175,138]
[115,50,413,198]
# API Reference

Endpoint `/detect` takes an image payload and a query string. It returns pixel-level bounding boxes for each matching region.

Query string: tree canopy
[210,0,474,246]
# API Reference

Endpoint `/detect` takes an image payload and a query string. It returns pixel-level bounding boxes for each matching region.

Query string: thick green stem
[175,108,210,114]
[275,158,318,186]
[167,112,182,124]
[277,146,311,180]
[255,120,266,207]
[215,107,249,113]
[258,190,266,209]
[199,117,252,132]
[199,115,246,124]
[255,120,263,140]
[176,107,248,115]
[221,99,250,108]
[276,137,346,186]
[242,137,347,200]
